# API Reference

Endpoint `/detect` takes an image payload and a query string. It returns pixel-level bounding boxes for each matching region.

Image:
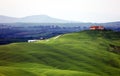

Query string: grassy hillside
[0,30,120,76]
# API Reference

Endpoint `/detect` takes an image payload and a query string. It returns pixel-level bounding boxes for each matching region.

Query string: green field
[0,30,120,76]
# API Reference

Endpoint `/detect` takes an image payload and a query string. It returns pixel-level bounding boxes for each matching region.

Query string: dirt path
[54,35,61,39]
[46,35,61,42]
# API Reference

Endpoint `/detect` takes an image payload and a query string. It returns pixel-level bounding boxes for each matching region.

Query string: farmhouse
[28,40,38,43]
[28,37,44,43]
[90,26,104,30]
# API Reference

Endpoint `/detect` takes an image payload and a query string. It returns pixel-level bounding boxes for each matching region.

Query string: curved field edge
[0,67,99,76]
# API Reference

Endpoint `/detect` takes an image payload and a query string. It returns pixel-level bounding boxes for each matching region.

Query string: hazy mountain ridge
[0,15,120,24]
[0,15,73,23]
[0,15,18,23]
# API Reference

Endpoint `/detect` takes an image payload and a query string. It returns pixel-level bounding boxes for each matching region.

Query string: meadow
[0,30,120,76]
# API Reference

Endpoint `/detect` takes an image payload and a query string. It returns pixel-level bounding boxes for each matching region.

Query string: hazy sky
[0,0,120,22]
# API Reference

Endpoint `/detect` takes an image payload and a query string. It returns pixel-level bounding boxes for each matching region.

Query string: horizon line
[0,14,120,23]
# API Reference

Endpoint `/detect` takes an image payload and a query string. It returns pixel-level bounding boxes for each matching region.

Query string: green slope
[0,30,120,76]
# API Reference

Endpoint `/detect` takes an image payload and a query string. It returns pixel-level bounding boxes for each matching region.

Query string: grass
[0,30,120,76]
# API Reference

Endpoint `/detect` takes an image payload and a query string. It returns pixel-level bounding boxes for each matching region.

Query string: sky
[0,0,120,23]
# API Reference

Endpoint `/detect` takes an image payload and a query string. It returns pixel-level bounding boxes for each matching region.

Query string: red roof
[90,26,104,30]
[90,26,98,28]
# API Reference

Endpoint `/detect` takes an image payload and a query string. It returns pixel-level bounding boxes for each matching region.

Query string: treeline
[0,22,120,45]
[0,24,82,45]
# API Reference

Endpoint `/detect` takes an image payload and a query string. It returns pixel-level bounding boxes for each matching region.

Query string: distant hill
[0,15,120,26]
[0,30,120,76]
[0,15,73,23]
[0,15,18,23]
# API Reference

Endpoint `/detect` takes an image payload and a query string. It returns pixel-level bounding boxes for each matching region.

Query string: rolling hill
[0,30,120,76]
